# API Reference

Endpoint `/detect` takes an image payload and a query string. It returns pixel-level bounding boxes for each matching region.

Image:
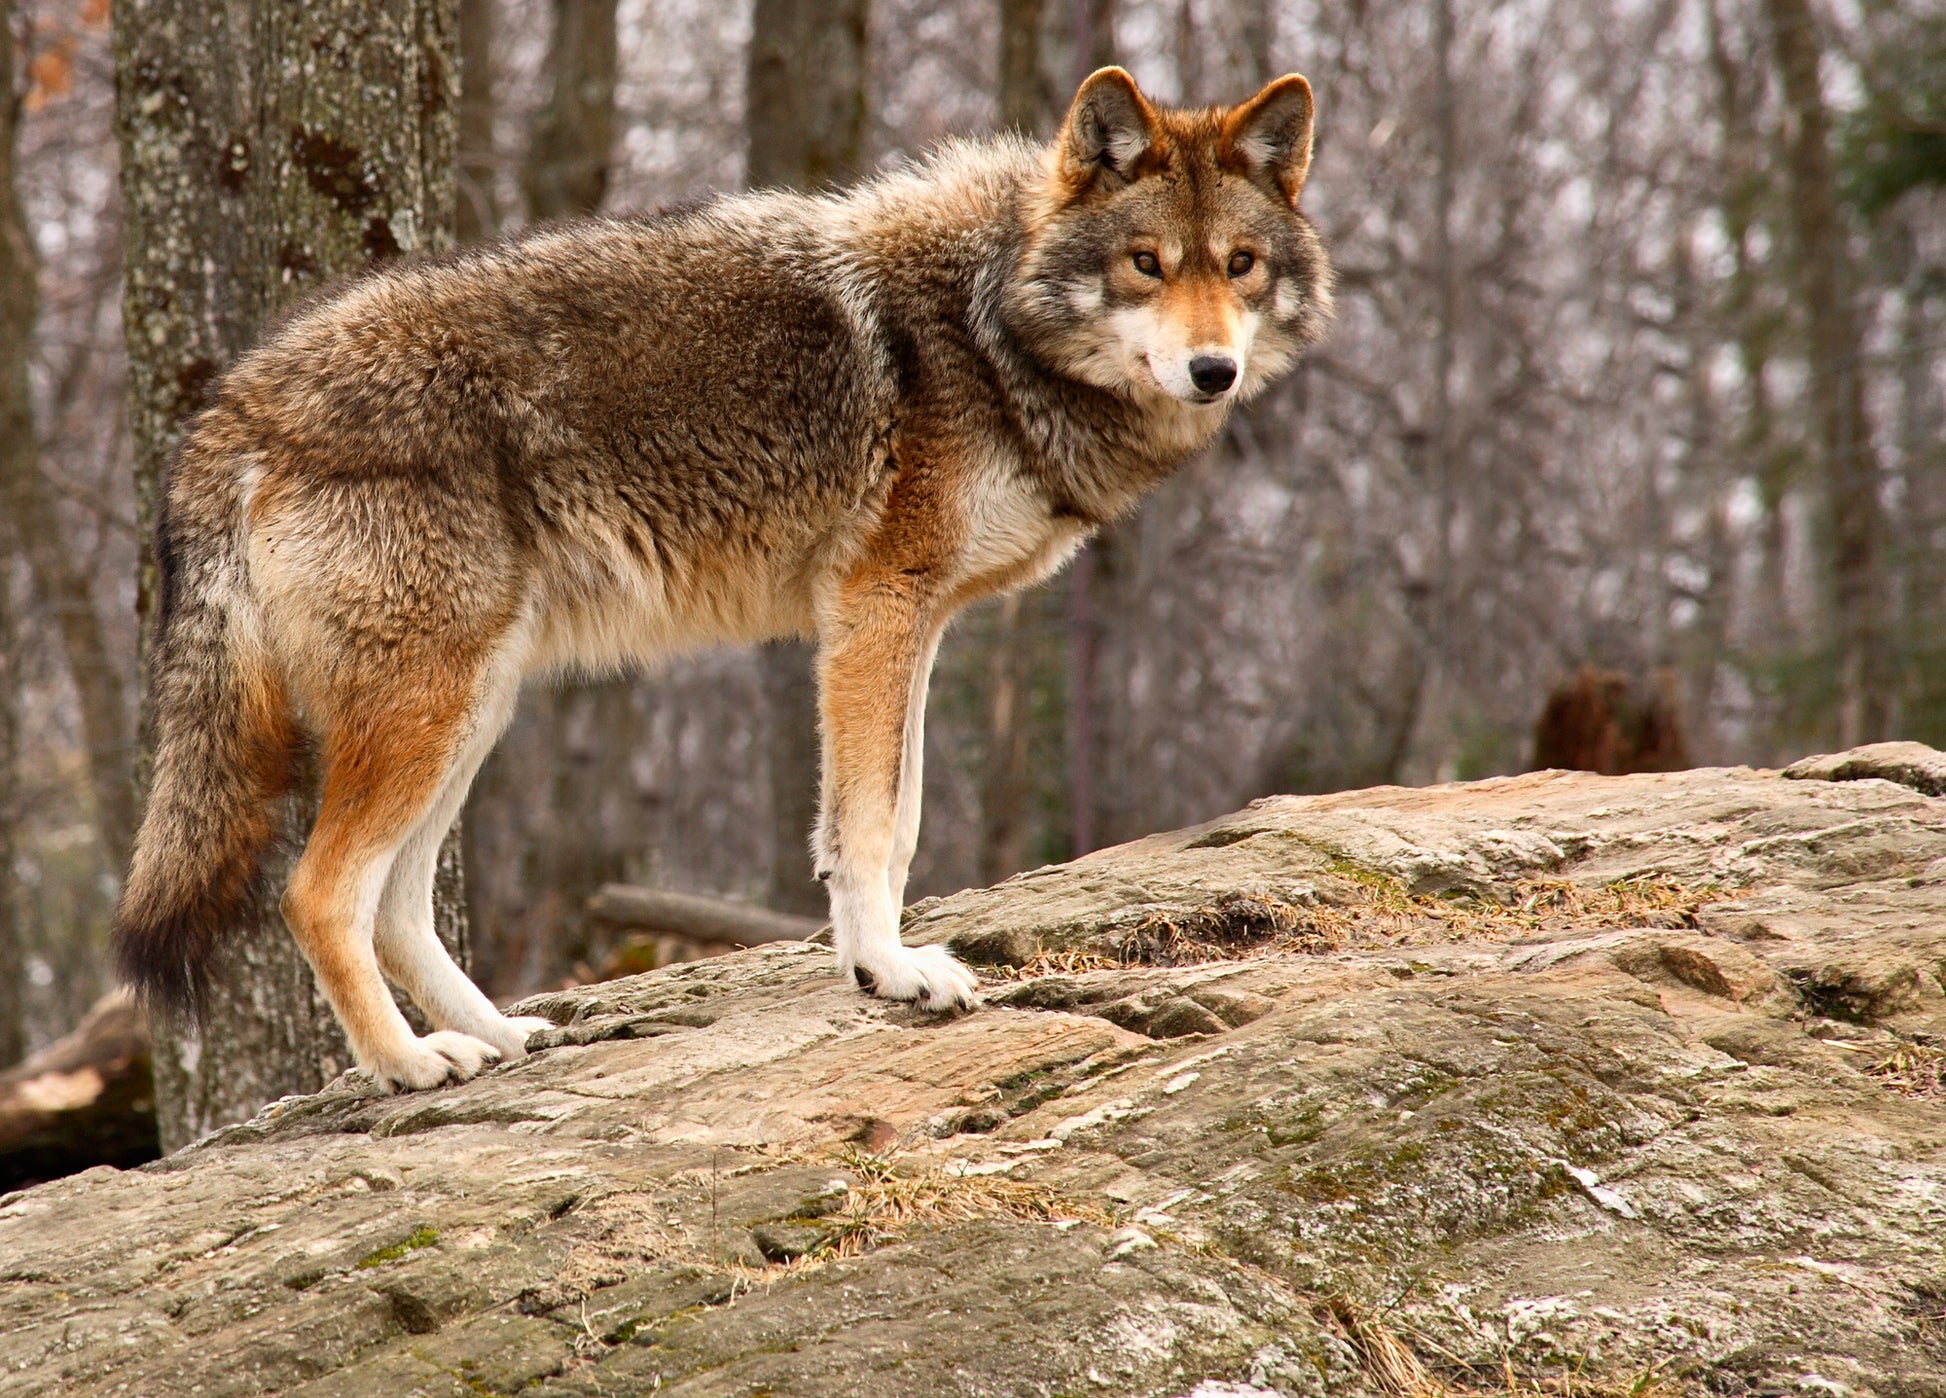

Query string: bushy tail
[113,481,302,1021]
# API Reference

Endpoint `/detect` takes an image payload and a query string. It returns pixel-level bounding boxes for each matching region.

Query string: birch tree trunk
[114,0,468,1150]
[747,0,869,916]
[1765,0,1891,745]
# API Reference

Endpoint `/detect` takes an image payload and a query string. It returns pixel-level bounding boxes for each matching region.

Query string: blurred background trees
[2,0,1943,1064]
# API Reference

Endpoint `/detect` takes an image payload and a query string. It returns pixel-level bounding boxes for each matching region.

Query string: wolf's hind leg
[284,666,508,1092]
[373,662,552,1062]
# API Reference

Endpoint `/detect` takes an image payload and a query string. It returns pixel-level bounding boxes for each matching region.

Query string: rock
[6,749,1946,1396]
[1783,740,1946,796]
[1610,932,1779,1002]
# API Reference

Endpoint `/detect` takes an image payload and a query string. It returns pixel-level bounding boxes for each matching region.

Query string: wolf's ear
[1057,67,1164,192]
[1221,74,1315,205]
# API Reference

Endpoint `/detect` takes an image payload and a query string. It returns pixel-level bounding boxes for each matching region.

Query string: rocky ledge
[5,745,1946,1397]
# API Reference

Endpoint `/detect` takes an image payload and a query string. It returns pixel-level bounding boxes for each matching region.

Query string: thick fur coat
[116,68,1334,1090]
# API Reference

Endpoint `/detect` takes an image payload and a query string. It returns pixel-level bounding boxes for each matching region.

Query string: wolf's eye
[1132,251,1162,278]
[1228,251,1256,277]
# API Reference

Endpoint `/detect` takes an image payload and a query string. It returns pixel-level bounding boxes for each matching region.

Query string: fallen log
[585,885,824,947]
[0,989,159,1194]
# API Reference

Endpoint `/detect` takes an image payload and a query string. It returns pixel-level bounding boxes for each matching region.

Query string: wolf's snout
[1189,355,1238,396]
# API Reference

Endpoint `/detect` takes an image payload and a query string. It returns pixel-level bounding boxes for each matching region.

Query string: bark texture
[1765,0,1890,745]
[747,0,871,917]
[113,0,468,1151]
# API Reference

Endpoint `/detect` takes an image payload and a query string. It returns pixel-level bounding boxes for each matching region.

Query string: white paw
[848,943,981,1012]
[479,1014,555,1060]
[368,1031,503,1093]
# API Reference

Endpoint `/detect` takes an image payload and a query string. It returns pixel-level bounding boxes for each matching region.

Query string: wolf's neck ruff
[114,67,1334,1092]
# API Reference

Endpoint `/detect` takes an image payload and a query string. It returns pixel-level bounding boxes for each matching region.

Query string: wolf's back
[113,434,302,1019]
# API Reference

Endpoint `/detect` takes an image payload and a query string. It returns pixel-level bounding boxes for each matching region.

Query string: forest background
[2,0,1942,1108]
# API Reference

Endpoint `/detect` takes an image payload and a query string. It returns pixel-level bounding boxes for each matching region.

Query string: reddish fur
[283,663,478,1048]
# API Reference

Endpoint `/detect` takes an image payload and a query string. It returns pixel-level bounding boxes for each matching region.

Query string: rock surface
[5,748,1946,1397]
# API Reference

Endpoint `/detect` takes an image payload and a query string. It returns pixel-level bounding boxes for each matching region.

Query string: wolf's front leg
[815,586,978,1011]
[886,628,943,910]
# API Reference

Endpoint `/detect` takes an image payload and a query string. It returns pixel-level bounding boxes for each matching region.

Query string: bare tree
[0,0,23,1066]
[974,0,1051,883]
[522,0,619,221]
[457,0,499,241]
[115,0,467,1149]
[747,0,869,190]
[999,0,1046,132]
[747,0,870,917]
[1,0,132,880]
[1765,0,1891,745]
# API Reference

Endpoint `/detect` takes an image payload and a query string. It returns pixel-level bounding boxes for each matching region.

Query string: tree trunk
[1765,0,1891,745]
[114,0,468,1151]
[1237,0,1272,87]
[1065,547,1098,857]
[1059,0,1115,857]
[748,0,870,914]
[493,0,630,954]
[1000,0,1047,132]
[978,596,1033,884]
[977,0,1047,883]
[521,0,619,221]
[1074,0,1118,83]
[1706,0,1795,694]
[746,0,869,191]
[457,0,499,240]
[4,461,136,876]
[0,0,28,1068]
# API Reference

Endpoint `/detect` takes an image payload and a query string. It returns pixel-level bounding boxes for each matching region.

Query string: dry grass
[997,946,1123,980]
[1329,1297,1685,1398]
[802,1145,1113,1262]
[1866,1039,1946,1098]
[999,872,1725,979]
[521,1143,1115,1319]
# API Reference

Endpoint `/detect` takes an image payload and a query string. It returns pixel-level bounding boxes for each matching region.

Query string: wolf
[114,67,1334,1091]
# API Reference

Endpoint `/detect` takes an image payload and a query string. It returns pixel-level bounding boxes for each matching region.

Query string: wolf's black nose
[1190,355,1237,395]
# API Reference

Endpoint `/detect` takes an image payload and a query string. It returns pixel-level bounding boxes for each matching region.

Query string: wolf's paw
[371,1031,504,1092]
[480,1014,556,1060]
[849,944,981,1012]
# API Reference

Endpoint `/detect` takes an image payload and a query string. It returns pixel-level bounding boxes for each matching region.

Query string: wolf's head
[1009,67,1333,407]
